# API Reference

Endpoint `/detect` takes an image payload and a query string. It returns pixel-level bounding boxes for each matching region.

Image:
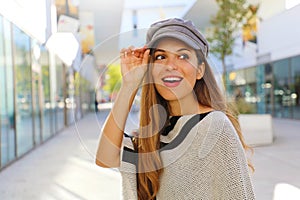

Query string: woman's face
[151,37,204,102]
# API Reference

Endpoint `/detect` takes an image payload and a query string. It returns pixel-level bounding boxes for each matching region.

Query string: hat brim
[146,32,201,51]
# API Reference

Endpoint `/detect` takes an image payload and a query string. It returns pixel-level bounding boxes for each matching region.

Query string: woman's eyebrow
[177,48,191,52]
[153,48,165,53]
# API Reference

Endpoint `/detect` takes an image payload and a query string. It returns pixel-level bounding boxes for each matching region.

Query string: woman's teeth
[162,77,182,83]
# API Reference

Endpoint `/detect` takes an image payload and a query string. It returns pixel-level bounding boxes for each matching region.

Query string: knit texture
[120,111,255,199]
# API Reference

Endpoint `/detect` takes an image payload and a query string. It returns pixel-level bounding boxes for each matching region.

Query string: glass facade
[31,40,42,145]
[54,57,65,131]
[291,56,300,119]
[1,16,16,166]
[228,56,300,120]
[0,15,93,170]
[13,25,34,156]
[273,59,291,118]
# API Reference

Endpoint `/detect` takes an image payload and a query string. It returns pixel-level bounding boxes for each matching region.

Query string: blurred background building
[0,0,299,171]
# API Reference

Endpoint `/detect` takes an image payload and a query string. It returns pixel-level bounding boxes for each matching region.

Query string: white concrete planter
[238,114,274,146]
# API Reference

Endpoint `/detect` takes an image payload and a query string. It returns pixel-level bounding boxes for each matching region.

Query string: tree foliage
[207,0,257,88]
[103,64,122,94]
[74,72,91,96]
[208,0,248,60]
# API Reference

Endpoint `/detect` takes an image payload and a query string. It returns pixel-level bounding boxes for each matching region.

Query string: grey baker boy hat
[146,18,209,57]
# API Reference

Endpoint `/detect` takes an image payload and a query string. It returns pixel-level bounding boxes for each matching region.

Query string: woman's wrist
[113,83,139,110]
[120,82,140,94]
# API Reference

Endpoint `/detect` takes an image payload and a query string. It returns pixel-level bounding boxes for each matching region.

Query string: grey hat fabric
[146,18,209,57]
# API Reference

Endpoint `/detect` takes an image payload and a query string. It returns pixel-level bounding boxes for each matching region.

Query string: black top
[123,112,211,164]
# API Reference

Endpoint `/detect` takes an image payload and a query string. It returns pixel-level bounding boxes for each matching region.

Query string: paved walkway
[252,118,300,200]
[0,111,299,200]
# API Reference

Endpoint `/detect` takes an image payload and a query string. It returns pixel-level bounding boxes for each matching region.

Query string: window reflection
[273,59,291,118]
[13,26,34,156]
[256,65,266,114]
[1,18,16,166]
[55,57,65,130]
[0,15,91,170]
[31,40,42,145]
[228,68,256,114]
[40,45,53,140]
[291,56,300,119]
[0,16,15,166]
[228,58,300,120]
[264,63,273,115]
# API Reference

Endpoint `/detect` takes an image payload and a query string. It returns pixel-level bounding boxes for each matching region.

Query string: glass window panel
[3,19,16,164]
[55,57,65,131]
[76,72,93,117]
[230,69,256,114]
[273,59,291,118]
[245,67,256,83]
[0,18,16,166]
[230,69,246,86]
[66,68,74,125]
[40,46,52,141]
[13,25,34,156]
[31,40,42,144]
[244,67,257,113]
[0,16,8,167]
[264,63,273,114]
[291,56,300,119]
[256,65,267,114]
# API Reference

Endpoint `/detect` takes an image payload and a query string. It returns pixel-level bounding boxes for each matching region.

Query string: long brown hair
[136,48,253,200]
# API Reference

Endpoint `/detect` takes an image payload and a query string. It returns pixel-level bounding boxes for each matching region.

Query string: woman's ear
[196,62,205,80]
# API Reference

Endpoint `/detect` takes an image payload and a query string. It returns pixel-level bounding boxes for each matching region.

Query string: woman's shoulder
[204,110,238,136]
[206,110,235,129]
[207,110,227,119]
[197,110,237,158]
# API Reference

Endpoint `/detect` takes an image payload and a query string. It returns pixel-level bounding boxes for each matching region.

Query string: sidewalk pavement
[252,118,300,200]
[0,111,299,200]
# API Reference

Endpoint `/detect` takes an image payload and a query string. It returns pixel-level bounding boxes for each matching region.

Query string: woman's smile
[161,75,183,87]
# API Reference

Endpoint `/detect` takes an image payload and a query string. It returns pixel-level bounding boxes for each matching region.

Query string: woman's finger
[141,49,150,66]
[133,46,147,58]
[128,46,135,55]
[120,48,128,59]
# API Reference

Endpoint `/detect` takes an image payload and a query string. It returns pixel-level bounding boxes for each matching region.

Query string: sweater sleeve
[212,116,256,199]
[119,133,138,200]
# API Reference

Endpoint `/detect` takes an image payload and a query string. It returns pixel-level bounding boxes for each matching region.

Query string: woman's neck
[168,95,213,116]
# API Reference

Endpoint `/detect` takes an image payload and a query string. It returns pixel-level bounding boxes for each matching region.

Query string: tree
[207,0,256,91]
[103,64,122,95]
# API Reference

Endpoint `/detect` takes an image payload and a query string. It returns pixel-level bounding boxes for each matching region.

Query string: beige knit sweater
[120,111,255,199]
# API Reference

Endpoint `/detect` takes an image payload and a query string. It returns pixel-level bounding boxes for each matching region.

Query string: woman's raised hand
[120,46,150,87]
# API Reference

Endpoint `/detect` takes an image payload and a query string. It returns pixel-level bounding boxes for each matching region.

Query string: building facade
[0,1,93,170]
[226,3,300,120]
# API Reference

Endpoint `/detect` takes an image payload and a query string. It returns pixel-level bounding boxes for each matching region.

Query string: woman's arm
[95,47,149,168]
[95,85,137,167]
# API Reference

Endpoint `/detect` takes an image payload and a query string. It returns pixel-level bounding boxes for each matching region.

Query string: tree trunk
[221,58,227,93]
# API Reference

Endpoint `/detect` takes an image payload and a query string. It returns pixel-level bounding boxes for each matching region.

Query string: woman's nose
[165,57,178,70]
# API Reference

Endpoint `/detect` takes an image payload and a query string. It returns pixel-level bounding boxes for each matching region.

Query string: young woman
[96,18,255,200]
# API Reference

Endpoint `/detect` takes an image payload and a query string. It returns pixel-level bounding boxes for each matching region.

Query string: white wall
[258,4,300,63]
[227,37,258,71]
[258,0,286,20]
[0,0,53,43]
[228,1,300,70]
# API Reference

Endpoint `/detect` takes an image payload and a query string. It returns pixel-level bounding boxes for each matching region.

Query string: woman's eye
[178,54,189,60]
[155,55,165,60]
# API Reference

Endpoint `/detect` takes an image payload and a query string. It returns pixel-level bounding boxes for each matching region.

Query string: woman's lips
[161,76,183,87]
